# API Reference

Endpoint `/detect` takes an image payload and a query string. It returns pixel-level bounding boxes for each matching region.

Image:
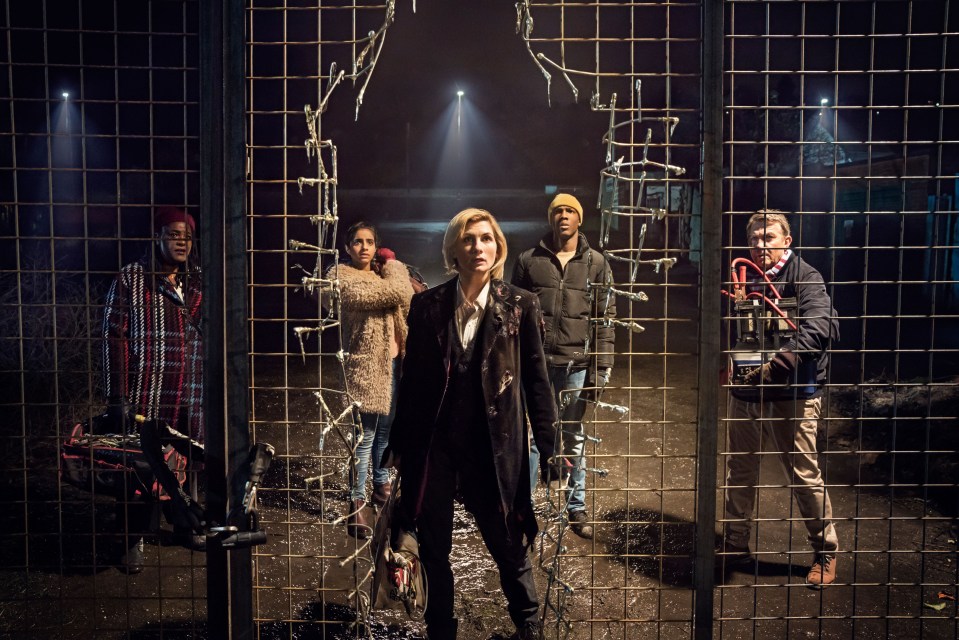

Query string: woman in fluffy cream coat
[335,221,414,538]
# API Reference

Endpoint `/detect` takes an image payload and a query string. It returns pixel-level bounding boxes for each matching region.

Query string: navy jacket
[731,252,839,401]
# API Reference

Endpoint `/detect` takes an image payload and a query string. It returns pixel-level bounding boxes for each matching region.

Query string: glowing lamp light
[62,92,70,100]
[820,98,828,106]
[457,90,464,97]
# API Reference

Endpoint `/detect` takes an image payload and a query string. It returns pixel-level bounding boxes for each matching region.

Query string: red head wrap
[154,206,196,233]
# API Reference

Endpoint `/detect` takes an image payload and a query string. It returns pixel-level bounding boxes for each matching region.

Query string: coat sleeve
[385,292,429,461]
[338,260,414,312]
[510,252,529,290]
[519,293,557,477]
[785,268,839,358]
[593,253,617,371]
[101,270,131,401]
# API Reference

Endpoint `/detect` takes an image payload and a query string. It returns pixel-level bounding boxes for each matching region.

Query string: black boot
[568,510,594,539]
[174,525,208,551]
[511,620,543,640]
[119,537,144,574]
[426,618,457,640]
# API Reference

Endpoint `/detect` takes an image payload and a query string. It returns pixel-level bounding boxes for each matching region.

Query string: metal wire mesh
[246,1,706,637]
[719,1,959,638]
[0,1,206,638]
[517,3,703,638]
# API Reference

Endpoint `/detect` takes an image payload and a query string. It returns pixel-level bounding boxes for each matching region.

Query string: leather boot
[426,618,457,640]
[807,553,837,587]
[119,537,145,574]
[372,482,391,508]
[568,509,594,539]
[346,499,369,539]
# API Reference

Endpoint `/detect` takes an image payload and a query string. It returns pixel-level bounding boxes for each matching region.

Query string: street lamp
[456,90,464,130]
[62,91,69,100]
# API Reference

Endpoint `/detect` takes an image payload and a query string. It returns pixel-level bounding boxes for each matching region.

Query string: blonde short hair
[442,208,508,281]
[745,210,792,240]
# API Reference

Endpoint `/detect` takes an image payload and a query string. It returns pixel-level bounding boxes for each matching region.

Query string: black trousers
[114,496,154,548]
[415,441,539,639]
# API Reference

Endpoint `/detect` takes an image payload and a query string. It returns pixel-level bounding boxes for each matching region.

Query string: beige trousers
[724,394,839,554]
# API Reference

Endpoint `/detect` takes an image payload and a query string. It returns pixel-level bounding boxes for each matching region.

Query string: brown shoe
[806,553,837,587]
[346,500,369,539]
[568,510,594,539]
[372,482,391,508]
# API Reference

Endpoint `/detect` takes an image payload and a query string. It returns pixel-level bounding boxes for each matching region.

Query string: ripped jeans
[350,359,398,502]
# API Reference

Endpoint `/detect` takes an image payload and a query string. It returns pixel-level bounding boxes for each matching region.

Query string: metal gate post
[200,0,252,637]
[694,0,724,638]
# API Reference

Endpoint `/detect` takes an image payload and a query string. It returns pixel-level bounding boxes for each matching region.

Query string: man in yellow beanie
[511,193,616,539]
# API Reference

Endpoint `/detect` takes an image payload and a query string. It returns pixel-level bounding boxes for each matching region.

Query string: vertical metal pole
[695,0,724,639]
[201,0,251,637]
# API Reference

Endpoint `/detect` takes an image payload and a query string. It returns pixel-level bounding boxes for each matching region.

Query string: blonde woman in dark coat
[384,209,556,640]
[334,221,413,538]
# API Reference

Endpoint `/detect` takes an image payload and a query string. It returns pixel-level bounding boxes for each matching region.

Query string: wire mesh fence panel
[247,1,705,638]
[517,2,705,639]
[0,0,207,638]
[247,1,395,637]
[719,1,959,638]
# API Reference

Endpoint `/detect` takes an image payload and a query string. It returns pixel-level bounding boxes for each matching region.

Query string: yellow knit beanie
[548,193,583,221]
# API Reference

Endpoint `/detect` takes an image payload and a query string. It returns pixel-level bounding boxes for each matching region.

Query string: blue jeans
[530,367,588,513]
[350,359,398,501]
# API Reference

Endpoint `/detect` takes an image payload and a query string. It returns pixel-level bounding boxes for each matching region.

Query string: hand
[744,351,798,385]
[583,368,612,401]
[381,449,401,472]
[742,362,773,384]
[376,247,396,263]
[596,368,612,388]
[541,459,562,485]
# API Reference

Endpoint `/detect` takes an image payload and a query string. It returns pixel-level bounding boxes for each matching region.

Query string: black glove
[106,395,133,433]
[583,367,612,401]
[540,457,563,485]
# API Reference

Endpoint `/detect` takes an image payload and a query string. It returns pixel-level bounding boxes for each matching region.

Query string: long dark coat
[386,278,557,545]
[102,257,203,442]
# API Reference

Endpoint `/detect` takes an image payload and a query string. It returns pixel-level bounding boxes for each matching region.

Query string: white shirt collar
[456,278,490,311]
[455,278,491,349]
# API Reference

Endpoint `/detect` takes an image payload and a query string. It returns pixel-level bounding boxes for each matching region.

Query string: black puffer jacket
[511,233,616,371]
[731,252,839,401]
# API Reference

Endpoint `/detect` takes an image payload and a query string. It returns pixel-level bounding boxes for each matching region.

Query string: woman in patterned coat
[101,206,202,573]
